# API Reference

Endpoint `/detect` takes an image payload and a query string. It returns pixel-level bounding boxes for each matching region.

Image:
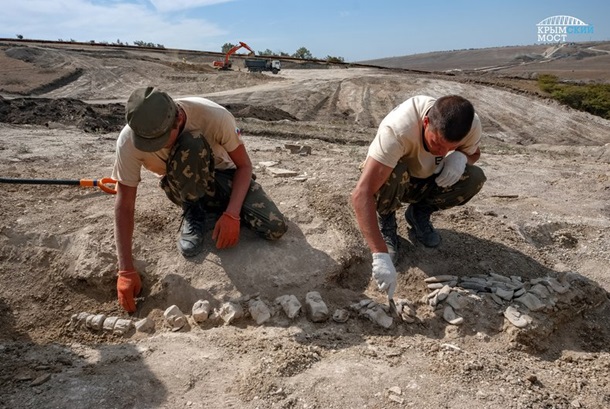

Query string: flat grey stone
[490,293,504,305]
[495,287,514,301]
[514,293,547,312]
[443,306,464,325]
[530,283,551,299]
[446,291,470,310]
[543,277,570,294]
[514,288,526,297]
[490,273,513,284]
[460,282,490,292]
[461,277,488,285]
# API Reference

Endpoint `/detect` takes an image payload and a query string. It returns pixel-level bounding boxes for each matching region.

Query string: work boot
[178,201,206,257]
[378,211,398,263]
[405,204,441,248]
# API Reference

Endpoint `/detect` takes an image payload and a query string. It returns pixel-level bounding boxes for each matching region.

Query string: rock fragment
[424,275,458,283]
[530,283,551,299]
[102,316,119,332]
[248,299,271,324]
[514,293,546,312]
[446,291,469,310]
[437,285,452,301]
[495,287,514,301]
[113,319,133,335]
[192,300,212,323]
[266,167,299,178]
[275,295,302,319]
[503,305,532,328]
[363,306,393,329]
[164,305,187,330]
[332,309,349,323]
[217,302,244,325]
[135,317,155,333]
[90,314,106,330]
[305,291,329,322]
[543,277,570,294]
[443,306,464,325]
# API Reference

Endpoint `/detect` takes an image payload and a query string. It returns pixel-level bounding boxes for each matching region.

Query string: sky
[1,0,608,62]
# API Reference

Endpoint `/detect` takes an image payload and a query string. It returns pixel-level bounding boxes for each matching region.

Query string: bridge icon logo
[536,15,594,43]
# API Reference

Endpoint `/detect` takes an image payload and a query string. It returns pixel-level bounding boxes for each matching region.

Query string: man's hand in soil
[117,270,141,312]
[372,253,397,298]
[212,212,240,249]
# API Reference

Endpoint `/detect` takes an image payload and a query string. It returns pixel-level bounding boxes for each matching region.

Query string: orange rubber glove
[117,270,141,313]
[212,212,241,249]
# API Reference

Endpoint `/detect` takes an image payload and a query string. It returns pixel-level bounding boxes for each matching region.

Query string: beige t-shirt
[112,97,243,187]
[367,95,481,178]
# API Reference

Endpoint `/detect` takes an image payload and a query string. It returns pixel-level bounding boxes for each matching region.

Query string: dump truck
[244,59,281,74]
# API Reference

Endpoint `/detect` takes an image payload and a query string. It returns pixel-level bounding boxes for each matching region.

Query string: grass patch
[538,74,610,119]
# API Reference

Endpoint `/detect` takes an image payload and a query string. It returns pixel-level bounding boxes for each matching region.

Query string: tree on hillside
[326,55,345,63]
[221,43,236,53]
[293,47,313,59]
[16,34,23,40]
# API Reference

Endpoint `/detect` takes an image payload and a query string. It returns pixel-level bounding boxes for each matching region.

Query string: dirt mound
[0,97,297,133]
[223,103,298,122]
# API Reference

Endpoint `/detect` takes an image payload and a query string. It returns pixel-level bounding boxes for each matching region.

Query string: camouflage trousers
[376,158,486,216]
[160,131,287,240]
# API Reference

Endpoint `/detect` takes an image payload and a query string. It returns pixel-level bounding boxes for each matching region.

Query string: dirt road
[1,42,610,409]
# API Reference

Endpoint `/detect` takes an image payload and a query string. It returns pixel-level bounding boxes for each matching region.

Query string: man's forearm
[225,165,252,217]
[351,188,388,254]
[115,205,135,271]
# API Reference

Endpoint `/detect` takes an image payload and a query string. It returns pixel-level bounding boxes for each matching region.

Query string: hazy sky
[1,0,608,61]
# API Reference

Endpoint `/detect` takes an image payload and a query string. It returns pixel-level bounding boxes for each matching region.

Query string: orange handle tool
[0,177,117,195]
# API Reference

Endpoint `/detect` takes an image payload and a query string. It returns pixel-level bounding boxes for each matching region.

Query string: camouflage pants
[160,131,287,240]
[376,157,486,216]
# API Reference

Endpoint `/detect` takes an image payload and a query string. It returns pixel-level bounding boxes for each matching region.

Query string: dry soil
[1,41,610,409]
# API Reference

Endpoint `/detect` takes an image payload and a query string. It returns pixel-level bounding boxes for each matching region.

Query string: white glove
[372,253,397,298]
[434,151,467,187]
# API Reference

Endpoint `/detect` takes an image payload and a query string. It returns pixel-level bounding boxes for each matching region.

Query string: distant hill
[359,42,610,82]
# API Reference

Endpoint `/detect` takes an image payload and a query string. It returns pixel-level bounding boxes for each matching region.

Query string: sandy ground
[1,41,610,409]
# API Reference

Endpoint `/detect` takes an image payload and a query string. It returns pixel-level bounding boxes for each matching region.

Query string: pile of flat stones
[424,273,572,328]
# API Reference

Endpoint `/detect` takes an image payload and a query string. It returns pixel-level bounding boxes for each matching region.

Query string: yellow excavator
[213,41,255,70]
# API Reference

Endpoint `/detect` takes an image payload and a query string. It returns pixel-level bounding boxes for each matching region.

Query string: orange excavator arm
[224,41,255,65]
[215,41,255,69]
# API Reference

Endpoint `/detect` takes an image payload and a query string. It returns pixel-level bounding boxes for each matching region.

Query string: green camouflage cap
[126,87,177,152]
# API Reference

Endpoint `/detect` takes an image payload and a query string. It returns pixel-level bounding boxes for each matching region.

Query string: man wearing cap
[112,87,288,312]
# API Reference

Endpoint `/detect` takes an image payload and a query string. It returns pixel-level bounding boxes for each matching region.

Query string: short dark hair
[427,95,475,142]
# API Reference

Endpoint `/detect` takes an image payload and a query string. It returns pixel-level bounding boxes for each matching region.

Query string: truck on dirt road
[245,59,281,74]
